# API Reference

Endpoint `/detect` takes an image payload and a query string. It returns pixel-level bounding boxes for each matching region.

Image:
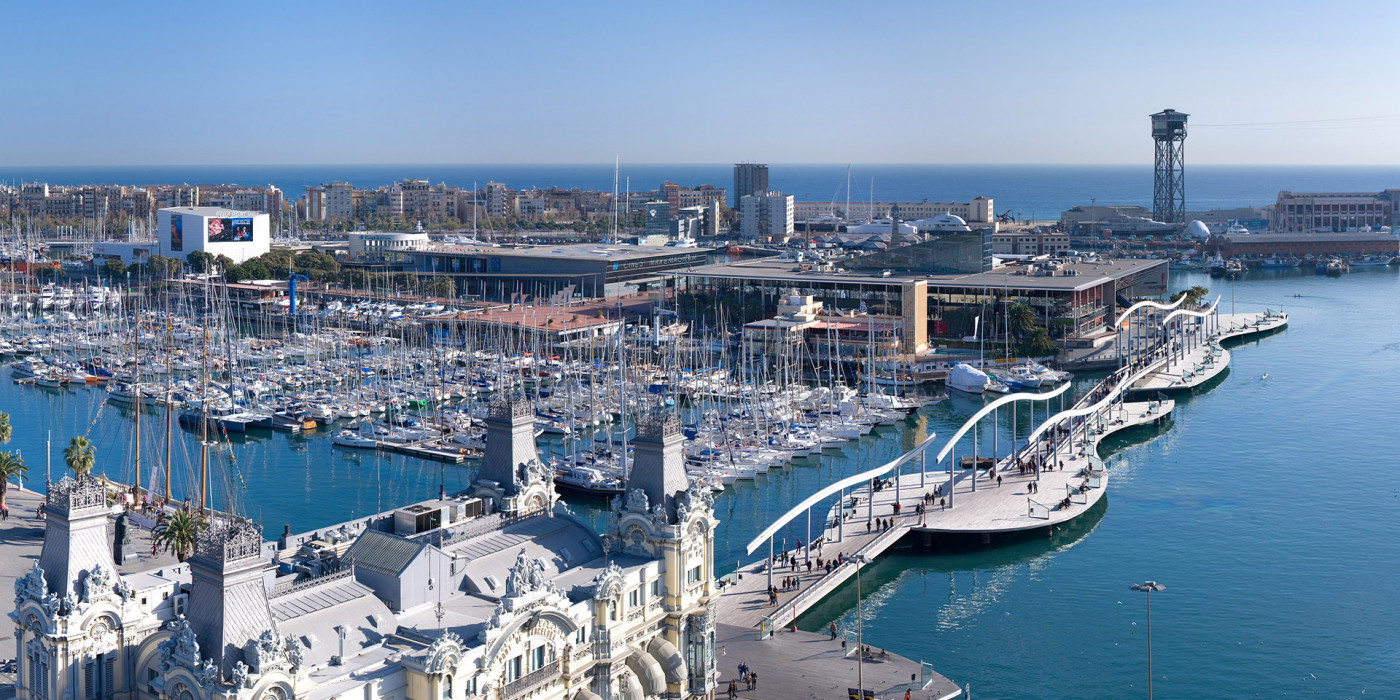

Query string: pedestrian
[997,475,1003,488]
[829,622,838,640]
[728,680,737,699]
[866,521,871,533]
[751,671,758,689]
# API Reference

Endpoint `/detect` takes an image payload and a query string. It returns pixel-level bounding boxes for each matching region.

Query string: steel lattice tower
[1151,109,1188,223]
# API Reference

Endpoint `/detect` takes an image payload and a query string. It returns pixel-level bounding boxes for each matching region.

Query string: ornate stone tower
[627,413,689,522]
[607,412,719,698]
[38,475,117,599]
[185,518,275,678]
[473,393,556,516]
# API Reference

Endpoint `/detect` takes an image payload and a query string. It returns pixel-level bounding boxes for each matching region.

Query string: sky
[3,0,1400,166]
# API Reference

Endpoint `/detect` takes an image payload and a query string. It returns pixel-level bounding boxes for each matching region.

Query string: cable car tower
[1151,109,1188,223]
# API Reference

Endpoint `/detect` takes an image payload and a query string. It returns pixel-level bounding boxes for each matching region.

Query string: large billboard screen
[169,215,183,252]
[207,217,254,243]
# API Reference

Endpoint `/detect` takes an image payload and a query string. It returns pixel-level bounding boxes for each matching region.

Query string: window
[650,579,661,597]
[505,655,521,683]
[531,645,546,672]
[687,565,703,585]
[628,589,639,608]
[576,627,587,644]
[442,675,452,699]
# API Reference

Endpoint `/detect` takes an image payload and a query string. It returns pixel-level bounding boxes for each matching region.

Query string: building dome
[1185,220,1210,239]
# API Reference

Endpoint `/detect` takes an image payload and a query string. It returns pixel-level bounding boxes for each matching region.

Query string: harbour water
[2,268,1398,697]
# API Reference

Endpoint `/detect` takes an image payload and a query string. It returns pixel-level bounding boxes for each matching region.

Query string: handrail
[932,383,1072,465]
[743,429,939,555]
[1113,295,1184,328]
[1161,296,1220,325]
[1022,353,1165,447]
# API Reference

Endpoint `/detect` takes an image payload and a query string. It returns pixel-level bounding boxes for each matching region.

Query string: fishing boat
[1259,255,1300,268]
[1349,255,1392,267]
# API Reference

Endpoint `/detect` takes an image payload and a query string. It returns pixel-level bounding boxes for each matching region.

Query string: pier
[714,308,1287,638]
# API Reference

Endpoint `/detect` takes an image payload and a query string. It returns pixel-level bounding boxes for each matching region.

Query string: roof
[159,206,265,217]
[676,256,1166,292]
[341,530,427,576]
[1218,231,1399,243]
[417,243,711,262]
[269,574,379,621]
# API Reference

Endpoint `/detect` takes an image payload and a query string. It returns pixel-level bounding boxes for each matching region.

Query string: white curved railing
[1161,296,1220,326]
[1022,353,1165,447]
[1113,295,1184,328]
[932,383,1073,465]
[744,429,939,555]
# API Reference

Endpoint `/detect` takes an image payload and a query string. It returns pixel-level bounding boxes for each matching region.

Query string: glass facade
[841,230,992,275]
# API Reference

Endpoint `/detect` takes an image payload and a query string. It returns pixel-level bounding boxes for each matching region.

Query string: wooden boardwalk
[1132,310,1286,393]
[713,309,1285,640]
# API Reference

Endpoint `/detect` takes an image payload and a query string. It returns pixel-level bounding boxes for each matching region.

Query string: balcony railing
[503,659,559,698]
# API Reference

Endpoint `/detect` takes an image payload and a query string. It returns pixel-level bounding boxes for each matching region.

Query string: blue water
[6,164,1400,219]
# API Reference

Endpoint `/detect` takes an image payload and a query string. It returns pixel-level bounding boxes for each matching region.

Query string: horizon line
[3,162,1399,169]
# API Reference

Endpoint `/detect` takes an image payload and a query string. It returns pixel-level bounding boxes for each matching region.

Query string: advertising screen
[207,217,254,243]
[169,215,183,252]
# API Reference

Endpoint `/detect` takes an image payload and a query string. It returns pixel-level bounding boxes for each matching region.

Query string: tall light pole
[1130,581,1166,699]
[853,554,869,698]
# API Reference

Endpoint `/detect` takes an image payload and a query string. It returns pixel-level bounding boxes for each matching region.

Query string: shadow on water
[794,498,1109,631]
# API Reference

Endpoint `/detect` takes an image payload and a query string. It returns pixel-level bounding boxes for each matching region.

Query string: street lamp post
[853,554,869,698]
[1130,581,1166,699]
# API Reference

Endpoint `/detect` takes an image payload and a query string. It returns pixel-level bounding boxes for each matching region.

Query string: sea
[2,165,1399,697]
[6,163,1400,218]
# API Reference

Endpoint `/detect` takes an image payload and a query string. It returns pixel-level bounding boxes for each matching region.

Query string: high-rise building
[739,191,794,240]
[306,181,354,221]
[733,163,769,205]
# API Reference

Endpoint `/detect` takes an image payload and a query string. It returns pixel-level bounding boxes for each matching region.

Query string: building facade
[1270,190,1400,233]
[794,197,994,225]
[737,192,794,240]
[157,207,270,263]
[732,164,768,205]
[11,396,719,700]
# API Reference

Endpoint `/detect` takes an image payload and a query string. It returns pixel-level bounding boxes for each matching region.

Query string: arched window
[442,675,452,699]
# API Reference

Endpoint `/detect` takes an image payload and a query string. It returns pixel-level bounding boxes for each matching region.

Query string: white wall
[158,208,271,263]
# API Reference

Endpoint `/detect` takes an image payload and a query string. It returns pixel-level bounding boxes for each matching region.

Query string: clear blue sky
[3,0,1399,166]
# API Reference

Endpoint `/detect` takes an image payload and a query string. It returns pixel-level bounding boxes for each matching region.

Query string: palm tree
[64,436,95,477]
[0,451,26,510]
[152,510,206,562]
[0,412,11,445]
[1008,302,1037,341]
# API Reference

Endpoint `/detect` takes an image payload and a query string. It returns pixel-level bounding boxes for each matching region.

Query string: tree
[1173,285,1211,309]
[425,275,455,298]
[186,250,217,273]
[1019,327,1057,358]
[153,510,206,562]
[102,258,128,279]
[0,451,26,509]
[0,411,10,444]
[1007,302,1037,340]
[64,436,95,476]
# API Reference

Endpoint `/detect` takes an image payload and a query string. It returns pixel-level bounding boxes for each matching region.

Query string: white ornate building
[11,396,718,700]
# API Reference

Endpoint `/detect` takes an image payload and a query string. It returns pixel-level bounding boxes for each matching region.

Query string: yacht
[947,363,991,394]
[552,465,625,499]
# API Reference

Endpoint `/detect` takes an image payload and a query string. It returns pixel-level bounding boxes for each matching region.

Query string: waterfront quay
[713,308,1286,640]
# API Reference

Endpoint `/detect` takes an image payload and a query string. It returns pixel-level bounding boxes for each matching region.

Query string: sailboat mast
[610,157,619,244]
[200,281,210,512]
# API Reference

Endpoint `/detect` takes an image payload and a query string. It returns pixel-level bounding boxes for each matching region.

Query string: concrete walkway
[714,624,960,700]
